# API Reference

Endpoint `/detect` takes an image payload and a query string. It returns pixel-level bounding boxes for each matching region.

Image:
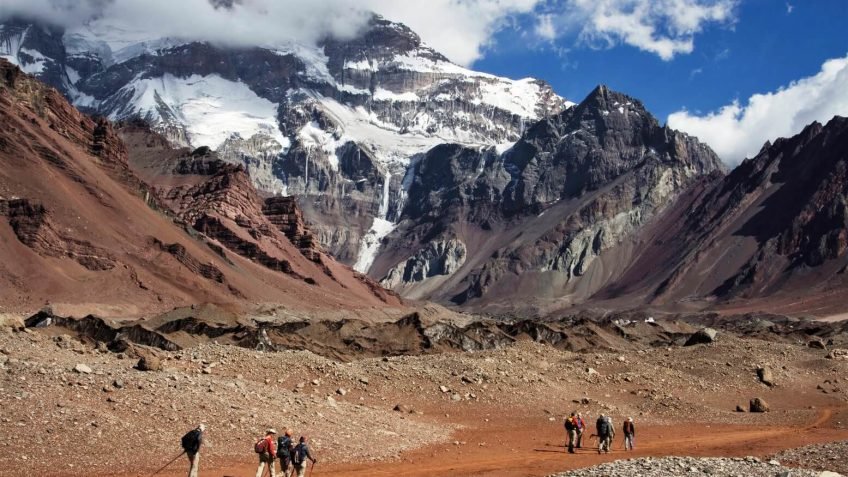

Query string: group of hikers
[180,424,318,477]
[563,412,635,454]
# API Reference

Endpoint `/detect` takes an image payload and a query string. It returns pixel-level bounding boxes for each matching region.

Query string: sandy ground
[152,407,848,477]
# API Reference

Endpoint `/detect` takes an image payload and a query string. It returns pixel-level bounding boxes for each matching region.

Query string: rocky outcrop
[382,238,466,288]
[0,198,116,270]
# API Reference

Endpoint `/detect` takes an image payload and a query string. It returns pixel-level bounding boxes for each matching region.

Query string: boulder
[757,366,775,387]
[136,351,162,372]
[749,397,770,413]
[0,314,25,331]
[684,328,718,346]
[73,363,92,374]
[808,339,827,350]
[826,349,848,360]
[735,405,747,412]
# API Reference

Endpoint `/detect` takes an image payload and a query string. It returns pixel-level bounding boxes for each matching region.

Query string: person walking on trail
[575,413,586,449]
[623,417,636,451]
[277,429,295,477]
[564,412,578,453]
[255,429,278,477]
[596,413,612,454]
[605,415,616,453]
[181,423,205,477]
[291,436,318,477]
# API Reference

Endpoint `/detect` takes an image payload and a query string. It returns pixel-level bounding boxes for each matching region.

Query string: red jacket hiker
[262,434,276,456]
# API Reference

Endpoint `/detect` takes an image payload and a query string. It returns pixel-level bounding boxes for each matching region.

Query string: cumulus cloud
[668,54,848,166]
[2,0,372,49]
[364,0,542,65]
[0,0,545,66]
[551,0,738,60]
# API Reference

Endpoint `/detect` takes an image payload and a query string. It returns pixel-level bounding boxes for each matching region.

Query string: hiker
[277,429,295,477]
[605,415,616,453]
[623,417,635,451]
[575,413,586,448]
[181,423,205,477]
[255,429,278,477]
[564,412,577,453]
[291,436,318,477]
[596,413,612,454]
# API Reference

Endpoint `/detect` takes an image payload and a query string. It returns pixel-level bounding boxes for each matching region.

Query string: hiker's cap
[197,423,206,431]
[267,428,277,435]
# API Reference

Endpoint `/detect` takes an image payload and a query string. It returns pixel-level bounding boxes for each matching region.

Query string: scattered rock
[735,405,747,412]
[749,397,770,413]
[757,366,775,387]
[336,388,347,396]
[807,339,826,350]
[439,385,450,393]
[73,364,92,374]
[826,349,848,360]
[136,354,162,372]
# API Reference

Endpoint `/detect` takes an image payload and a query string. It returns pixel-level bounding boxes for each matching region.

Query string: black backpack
[292,443,307,465]
[597,418,610,436]
[277,436,293,460]
[564,418,575,431]
[181,429,201,454]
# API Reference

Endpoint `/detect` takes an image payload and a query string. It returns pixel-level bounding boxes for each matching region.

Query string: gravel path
[548,456,841,477]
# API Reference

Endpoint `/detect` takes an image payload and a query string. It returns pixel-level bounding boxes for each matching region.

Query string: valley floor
[1,321,846,477]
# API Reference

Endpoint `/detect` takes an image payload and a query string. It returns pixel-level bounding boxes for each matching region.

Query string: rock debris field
[0,320,847,476]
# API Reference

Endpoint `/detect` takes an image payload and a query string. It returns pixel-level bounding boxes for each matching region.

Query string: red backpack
[254,437,268,454]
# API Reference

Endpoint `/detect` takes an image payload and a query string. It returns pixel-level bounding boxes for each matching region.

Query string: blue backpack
[292,443,308,466]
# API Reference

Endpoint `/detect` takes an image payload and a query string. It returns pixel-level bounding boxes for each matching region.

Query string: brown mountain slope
[0,59,400,317]
[594,116,848,315]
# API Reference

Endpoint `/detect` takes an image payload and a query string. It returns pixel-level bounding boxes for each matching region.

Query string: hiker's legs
[187,453,199,477]
[278,459,290,477]
[567,429,576,453]
[576,430,583,448]
[626,434,634,450]
[295,464,307,477]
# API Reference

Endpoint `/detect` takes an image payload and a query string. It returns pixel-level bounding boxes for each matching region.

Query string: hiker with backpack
[596,413,612,454]
[564,412,578,453]
[623,417,635,451]
[255,429,278,477]
[181,424,205,477]
[575,413,586,448]
[291,436,318,477]
[277,429,295,477]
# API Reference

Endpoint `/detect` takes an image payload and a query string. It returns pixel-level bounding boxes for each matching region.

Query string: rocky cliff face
[0,15,570,269]
[371,86,725,309]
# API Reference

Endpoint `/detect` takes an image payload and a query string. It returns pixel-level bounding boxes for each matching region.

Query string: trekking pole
[148,451,185,477]
[308,460,316,477]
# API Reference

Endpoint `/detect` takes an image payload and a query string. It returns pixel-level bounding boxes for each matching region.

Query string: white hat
[267,428,277,434]
[197,424,206,431]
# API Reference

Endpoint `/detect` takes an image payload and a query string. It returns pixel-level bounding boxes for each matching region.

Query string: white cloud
[562,0,738,60]
[534,14,558,41]
[362,0,542,65]
[0,0,544,67]
[668,54,848,166]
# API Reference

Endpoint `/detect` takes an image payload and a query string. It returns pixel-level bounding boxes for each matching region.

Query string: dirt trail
[165,408,848,477]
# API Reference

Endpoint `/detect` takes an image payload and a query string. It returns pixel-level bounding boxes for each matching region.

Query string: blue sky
[462,0,848,164]
[477,1,846,120]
